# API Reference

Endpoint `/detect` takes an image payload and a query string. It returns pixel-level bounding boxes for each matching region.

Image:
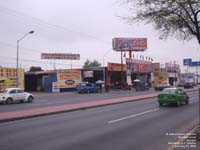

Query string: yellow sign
[57,69,81,89]
[0,67,24,91]
[153,72,168,87]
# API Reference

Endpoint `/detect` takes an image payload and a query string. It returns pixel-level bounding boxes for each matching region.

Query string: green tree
[121,0,200,44]
[29,66,43,72]
[83,59,101,69]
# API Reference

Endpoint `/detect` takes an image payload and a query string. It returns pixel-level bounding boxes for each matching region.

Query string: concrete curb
[0,88,198,123]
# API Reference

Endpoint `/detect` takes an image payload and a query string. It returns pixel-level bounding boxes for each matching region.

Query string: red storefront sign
[126,58,151,73]
[107,62,126,71]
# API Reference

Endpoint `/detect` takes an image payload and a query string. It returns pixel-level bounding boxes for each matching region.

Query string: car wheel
[27,96,33,103]
[176,101,181,107]
[20,100,24,103]
[6,98,13,104]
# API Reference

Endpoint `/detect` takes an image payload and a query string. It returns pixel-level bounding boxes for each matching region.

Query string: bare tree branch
[120,0,200,44]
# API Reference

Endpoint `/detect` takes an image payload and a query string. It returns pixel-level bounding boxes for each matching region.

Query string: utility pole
[121,49,123,82]
[174,61,177,87]
[16,30,34,87]
[103,49,112,91]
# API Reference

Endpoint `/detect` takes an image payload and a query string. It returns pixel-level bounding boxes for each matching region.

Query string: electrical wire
[0,4,110,45]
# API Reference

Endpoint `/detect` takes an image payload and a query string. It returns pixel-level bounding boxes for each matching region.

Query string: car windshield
[162,88,176,94]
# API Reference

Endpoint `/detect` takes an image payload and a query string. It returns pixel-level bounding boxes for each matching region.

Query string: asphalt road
[0,91,198,150]
[0,88,157,112]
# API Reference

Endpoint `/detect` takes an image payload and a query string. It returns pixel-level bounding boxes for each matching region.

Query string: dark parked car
[155,83,171,91]
[77,83,101,94]
[183,82,193,89]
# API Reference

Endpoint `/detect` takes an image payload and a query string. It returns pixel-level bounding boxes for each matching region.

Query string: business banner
[83,71,93,77]
[107,62,126,71]
[153,72,168,87]
[52,82,60,93]
[41,53,80,60]
[126,58,151,73]
[183,59,192,66]
[0,67,24,91]
[57,69,81,89]
[112,38,147,51]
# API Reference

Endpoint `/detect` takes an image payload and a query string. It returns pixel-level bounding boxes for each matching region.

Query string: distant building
[180,73,195,84]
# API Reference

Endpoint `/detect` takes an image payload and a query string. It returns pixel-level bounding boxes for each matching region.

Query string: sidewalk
[0,88,198,123]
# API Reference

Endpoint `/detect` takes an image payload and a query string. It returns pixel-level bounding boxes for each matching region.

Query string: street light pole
[16,30,34,87]
[103,48,112,91]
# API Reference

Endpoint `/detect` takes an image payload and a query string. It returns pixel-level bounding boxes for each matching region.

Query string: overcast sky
[0,0,199,72]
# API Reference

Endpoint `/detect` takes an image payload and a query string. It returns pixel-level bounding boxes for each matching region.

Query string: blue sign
[183,58,200,67]
[183,59,192,66]
[191,61,200,67]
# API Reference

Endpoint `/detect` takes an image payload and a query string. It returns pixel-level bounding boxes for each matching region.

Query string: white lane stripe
[108,108,159,124]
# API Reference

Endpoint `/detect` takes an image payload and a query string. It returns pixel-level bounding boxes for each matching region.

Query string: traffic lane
[0,96,161,150]
[34,88,156,103]
[0,88,158,113]
[0,93,198,150]
[0,88,196,113]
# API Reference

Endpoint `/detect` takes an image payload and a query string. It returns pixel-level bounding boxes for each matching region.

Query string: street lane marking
[108,108,160,124]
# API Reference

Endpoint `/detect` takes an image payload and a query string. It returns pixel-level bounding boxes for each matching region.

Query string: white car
[0,88,34,104]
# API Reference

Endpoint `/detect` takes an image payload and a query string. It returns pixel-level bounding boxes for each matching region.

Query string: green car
[158,88,189,106]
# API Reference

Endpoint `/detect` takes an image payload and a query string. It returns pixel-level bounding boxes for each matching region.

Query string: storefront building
[165,62,181,86]
[126,58,152,86]
[0,67,24,91]
[25,69,82,92]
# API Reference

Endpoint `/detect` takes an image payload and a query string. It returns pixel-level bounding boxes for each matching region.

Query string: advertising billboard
[83,71,93,77]
[107,62,126,71]
[151,63,160,73]
[153,72,168,87]
[57,69,81,89]
[183,59,192,66]
[0,67,24,91]
[41,53,80,60]
[183,58,200,67]
[191,61,200,67]
[112,38,147,51]
[52,82,60,93]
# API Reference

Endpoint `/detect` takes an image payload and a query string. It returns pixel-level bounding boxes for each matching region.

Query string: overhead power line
[0,4,110,45]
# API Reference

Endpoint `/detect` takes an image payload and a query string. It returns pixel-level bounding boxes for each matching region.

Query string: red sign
[108,62,126,71]
[112,38,147,51]
[126,58,151,73]
[41,53,80,60]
